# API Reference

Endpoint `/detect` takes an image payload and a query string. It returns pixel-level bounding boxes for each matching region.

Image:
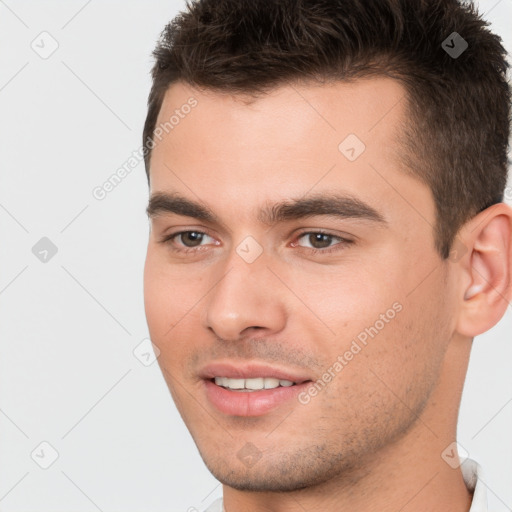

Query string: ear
[455,203,512,337]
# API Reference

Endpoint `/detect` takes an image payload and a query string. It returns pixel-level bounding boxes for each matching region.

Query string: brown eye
[178,231,205,247]
[307,233,334,249]
[298,232,338,249]
[161,230,219,254]
[293,231,354,254]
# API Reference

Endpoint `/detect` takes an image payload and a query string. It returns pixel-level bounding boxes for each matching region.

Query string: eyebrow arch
[258,193,386,226]
[147,192,218,223]
[146,192,387,226]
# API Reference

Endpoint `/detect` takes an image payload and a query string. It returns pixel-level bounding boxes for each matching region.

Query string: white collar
[462,458,488,512]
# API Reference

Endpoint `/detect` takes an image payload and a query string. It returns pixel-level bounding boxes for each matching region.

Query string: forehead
[148,77,433,229]
[153,77,406,160]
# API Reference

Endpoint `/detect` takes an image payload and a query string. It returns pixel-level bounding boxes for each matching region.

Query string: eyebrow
[146,192,387,226]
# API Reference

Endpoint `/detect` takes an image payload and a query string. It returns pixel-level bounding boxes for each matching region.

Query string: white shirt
[202,458,487,512]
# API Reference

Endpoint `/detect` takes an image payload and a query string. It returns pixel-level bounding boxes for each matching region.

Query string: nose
[201,250,288,341]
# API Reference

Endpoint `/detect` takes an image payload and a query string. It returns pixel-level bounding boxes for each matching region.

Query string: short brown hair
[143,0,511,259]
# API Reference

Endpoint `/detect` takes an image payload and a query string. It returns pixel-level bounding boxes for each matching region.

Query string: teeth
[264,378,280,389]
[245,377,264,389]
[214,377,297,391]
[223,377,244,389]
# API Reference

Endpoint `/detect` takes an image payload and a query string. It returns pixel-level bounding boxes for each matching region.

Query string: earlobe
[456,203,512,338]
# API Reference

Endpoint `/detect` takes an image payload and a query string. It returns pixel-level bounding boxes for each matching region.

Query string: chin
[198,446,357,493]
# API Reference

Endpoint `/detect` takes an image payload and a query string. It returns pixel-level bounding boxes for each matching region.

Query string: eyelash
[159,229,354,256]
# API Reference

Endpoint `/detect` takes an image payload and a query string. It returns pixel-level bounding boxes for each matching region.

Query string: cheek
[143,249,206,364]
[313,306,443,439]
[143,249,188,341]
[305,261,448,384]
[143,253,167,335]
[357,284,450,400]
[294,265,396,336]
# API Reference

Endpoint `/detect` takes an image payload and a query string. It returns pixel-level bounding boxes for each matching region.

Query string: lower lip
[203,379,311,417]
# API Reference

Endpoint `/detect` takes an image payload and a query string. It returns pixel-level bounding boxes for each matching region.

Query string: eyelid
[159,224,215,240]
[292,229,355,250]
[160,228,355,255]
[161,229,218,248]
[292,228,355,243]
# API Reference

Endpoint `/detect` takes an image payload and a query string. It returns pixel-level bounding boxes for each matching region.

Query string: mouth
[211,376,298,391]
[200,362,313,416]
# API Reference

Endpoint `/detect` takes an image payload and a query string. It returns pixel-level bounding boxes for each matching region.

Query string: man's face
[144,78,457,490]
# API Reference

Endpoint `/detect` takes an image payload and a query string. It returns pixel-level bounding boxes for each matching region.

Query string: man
[142,0,511,510]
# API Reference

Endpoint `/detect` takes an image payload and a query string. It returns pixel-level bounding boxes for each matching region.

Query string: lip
[199,361,313,417]
[203,380,312,417]
[199,361,312,384]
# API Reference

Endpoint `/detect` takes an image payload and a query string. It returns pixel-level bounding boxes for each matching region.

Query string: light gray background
[0,1,511,510]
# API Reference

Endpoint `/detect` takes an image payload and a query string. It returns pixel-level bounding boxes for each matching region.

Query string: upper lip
[199,361,312,384]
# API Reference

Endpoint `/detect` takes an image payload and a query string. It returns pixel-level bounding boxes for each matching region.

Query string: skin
[143,77,512,512]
